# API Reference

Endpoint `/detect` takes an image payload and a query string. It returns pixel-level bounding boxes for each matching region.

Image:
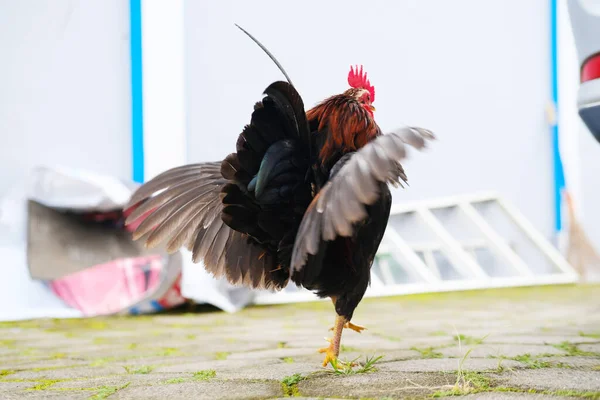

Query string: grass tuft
[165,377,186,384]
[553,341,597,356]
[329,355,383,375]
[509,353,552,369]
[433,371,492,397]
[579,331,600,339]
[281,373,305,397]
[453,334,486,346]
[89,383,130,400]
[433,331,495,397]
[124,365,154,374]
[0,339,16,348]
[411,346,443,359]
[193,369,216,381]
[165,377,187,384]
[27,379,62,391]
[160,347,180,356]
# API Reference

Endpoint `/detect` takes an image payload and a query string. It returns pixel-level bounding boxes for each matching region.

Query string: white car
[568,0,600,142]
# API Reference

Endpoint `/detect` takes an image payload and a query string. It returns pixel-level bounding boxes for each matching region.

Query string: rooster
[124,26,435,367]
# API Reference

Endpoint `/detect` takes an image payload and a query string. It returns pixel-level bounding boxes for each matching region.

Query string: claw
[317,337,338,367]
[318,345,337,367]
[346,322,366,333]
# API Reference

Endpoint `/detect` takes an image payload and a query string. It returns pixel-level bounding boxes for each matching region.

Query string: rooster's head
[344,65,376,116]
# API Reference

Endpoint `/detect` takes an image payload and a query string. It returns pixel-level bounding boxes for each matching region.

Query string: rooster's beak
[369,105,376,112]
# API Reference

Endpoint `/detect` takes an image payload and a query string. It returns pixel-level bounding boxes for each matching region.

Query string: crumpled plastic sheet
[0,165,255,322]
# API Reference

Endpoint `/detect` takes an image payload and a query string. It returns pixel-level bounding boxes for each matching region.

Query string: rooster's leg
[318,314,346,367]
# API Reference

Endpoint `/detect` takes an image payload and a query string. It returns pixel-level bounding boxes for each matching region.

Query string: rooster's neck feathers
[307,94,381,167]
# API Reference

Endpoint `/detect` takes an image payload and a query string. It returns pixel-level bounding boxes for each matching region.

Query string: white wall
[0,0,131,195]
[0,1,559,242]
[559,0,583,220]
[184,0,555,238]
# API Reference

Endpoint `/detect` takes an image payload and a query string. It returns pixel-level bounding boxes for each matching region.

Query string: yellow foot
[317,338,337,367]
[329,322,367,333]
[318,347,337,367]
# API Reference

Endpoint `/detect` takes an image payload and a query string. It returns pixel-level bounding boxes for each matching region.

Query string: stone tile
[380,335,456,348]
[0,359,90,371]
[453,393,574,399]
[0,391,91,399]
[215,361,320,381]
[51,374,157,390]
[298,371,447,398]
[381,358,522,373]
[0,381,38,391]
[580,343,600,354]
[111,380,282,400]
[458,328,527,338]
[181,341,273,355]
[156,358,272,373]
[360,348,421,362]
[496,369,600,391]
[483,335,600,345]
[439,344,564,359]
[0,356,57,369]
[537,356,600,369]
[0,348,19,357]
[14,338,99,349]
[109,354,213,368]
[8,366,125,380]
[269,398,336,400]
[340,335,451,351]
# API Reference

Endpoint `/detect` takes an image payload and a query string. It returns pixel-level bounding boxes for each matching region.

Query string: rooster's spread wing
[124,162,284,289]
[289,126,435,278]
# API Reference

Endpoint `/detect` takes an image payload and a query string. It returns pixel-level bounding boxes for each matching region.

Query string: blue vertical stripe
[550,0,566,233]
[130,0,144,183]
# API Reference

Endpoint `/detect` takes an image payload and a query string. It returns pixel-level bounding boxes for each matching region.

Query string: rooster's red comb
[348,65,375,102]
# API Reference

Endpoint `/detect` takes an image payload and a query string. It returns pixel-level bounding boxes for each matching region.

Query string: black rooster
[125,27,435,367]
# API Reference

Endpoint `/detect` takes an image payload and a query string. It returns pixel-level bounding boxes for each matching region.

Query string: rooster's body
[125,66,434,366]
